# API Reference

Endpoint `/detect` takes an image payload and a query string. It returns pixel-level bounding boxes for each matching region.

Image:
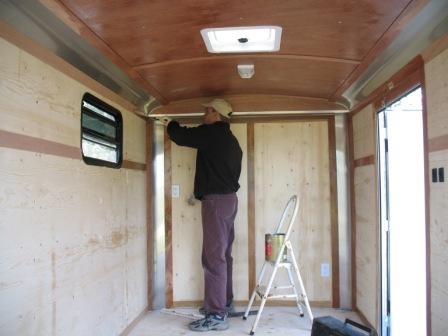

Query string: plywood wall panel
[0,149,147,335]
[428,149,448,336]
[353,165,378,326]
[0,37,147,335]
[352,105,375,160]
[425,46,448,335]
[171,123,248,303]
[425,48,448,139]
[254,121,332,303]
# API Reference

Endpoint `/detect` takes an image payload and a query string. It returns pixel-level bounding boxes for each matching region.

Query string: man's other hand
[154,117,171,126]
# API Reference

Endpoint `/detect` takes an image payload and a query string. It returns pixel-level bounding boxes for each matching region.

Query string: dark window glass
[81,93,122,168]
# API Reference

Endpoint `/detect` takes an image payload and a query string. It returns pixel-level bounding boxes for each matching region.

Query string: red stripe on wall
[0,129,80,159]
[354,155,375,167]
[428,134,448,152]
[0,129,146,170]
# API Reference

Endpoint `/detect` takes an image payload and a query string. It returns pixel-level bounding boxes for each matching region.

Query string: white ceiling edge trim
[148,110,349,119]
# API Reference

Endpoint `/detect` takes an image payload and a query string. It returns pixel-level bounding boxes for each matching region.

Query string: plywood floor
[127,306,362,336]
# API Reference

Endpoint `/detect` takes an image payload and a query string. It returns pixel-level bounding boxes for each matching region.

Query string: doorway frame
[348,56,431,335]
[376,86,427,335]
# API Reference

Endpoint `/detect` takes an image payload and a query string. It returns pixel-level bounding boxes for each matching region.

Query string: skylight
[200,26,282,53]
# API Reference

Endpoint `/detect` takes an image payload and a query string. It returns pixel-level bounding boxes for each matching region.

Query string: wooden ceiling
[39,0,427,115]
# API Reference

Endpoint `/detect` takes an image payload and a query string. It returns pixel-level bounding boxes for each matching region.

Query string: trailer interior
[1,0,448,335]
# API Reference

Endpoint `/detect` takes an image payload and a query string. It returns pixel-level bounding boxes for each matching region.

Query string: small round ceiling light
[237,64,254,79]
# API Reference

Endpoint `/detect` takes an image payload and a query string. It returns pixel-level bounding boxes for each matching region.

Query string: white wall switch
[172,184,180,198]
[321,263,330,277]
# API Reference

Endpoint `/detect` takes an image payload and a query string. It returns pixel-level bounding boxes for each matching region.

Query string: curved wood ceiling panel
[136,57,357,101]
[39,0,426,114]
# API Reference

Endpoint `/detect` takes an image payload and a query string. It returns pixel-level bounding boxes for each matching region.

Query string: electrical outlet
[172,184,180,198]
[321,263,330,277]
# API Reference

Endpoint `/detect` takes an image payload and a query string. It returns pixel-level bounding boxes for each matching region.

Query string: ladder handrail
[273,195,299,242]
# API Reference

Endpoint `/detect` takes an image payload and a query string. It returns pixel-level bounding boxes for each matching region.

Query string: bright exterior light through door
[378,87,427,336]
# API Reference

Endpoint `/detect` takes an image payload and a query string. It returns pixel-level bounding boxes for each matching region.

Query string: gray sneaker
[189,314,229,332]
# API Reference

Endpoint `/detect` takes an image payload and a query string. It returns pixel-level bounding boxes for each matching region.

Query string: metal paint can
[265,233,287,262]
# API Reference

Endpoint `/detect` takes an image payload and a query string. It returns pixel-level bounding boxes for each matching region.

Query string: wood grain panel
[58,0,413,65]
[347,115,357,309]
[170,139,203,302]
[425,46,448,336]
[353,165,378,327]
[428,150,448,336]
[352,105,375,160]
[247,123,256,294]
[328,116,340,308]
[425,47,448,139]
[0,37,148,334]
[138,57,357,102]
[332,0,429,100]
[254,120,332,303]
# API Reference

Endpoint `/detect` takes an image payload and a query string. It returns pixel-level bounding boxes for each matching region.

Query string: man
[166,98,242,332]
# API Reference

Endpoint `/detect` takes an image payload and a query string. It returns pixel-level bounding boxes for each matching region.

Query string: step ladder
[243,195,313,335]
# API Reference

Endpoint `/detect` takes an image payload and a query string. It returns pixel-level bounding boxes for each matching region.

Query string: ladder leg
[286,265,304,317]
[249,295,267,335]
[244,287,258,320]
[244,262,268,319]
[288,243,313,321]
[249,264,281,334]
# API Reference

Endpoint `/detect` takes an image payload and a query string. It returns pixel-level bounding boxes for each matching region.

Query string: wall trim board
[354,155,375,168]
[347,115,357,310]
[328,116,340,308]
[119,307,149,336]
[0,129,146,170]
[0,129,80,159]
[122,161,147,170]
[428,134,448,152]
[421,32,448,63]
[420,69,432,336]
[247,122,256,296]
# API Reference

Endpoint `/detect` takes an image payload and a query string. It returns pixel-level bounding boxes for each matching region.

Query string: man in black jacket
[167,98,242,332]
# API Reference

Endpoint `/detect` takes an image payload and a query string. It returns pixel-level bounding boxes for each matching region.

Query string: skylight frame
[201,26,282,53]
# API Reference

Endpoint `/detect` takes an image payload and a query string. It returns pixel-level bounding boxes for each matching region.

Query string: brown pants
[201,193,238,316]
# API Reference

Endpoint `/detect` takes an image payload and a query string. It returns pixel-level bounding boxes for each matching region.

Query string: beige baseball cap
[202,98,233,118]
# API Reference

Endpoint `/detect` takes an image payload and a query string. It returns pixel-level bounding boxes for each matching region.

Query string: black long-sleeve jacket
[167,120,242,200]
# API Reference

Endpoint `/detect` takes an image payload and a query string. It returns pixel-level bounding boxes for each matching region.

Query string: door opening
[377,87,426,335]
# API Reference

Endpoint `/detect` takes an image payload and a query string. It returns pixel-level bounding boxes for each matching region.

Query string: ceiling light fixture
[201,26,282,53]
[237,64,255,79]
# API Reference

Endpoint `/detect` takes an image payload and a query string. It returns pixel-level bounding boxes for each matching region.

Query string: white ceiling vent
[201,26,282,53]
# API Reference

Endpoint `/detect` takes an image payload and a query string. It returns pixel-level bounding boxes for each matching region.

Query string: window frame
[81,92,123,168]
